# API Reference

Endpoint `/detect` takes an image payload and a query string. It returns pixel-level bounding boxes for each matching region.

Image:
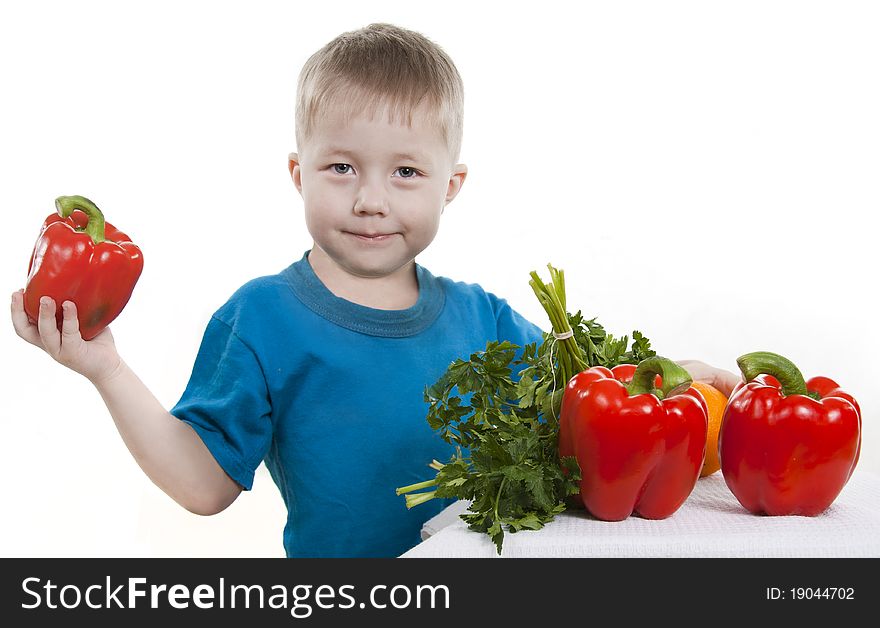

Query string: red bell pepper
[24,195,143,340]
[719,351,861,516]
[559,357,708,521]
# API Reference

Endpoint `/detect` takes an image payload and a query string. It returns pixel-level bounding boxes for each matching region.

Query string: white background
[1,0,877,557]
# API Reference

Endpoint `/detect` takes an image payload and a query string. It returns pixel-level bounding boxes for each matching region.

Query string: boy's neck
[307,246,420,310]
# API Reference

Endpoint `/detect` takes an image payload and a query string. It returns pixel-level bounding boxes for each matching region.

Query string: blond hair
[295,23,464,166]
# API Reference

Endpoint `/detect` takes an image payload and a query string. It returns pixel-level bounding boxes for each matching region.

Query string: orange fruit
[691,381,728,477]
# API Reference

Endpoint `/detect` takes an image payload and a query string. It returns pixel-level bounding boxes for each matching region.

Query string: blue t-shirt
[171,250,544,557]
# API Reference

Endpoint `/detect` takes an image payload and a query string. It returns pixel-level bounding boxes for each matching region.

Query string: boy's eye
[330,164,419,178]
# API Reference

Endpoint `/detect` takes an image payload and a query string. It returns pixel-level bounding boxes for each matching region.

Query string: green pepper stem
[55,195,106,244]
[736,351,808,397]
[626,356,693,399]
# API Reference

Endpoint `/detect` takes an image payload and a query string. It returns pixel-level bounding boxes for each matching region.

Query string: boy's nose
[353,189,389,216]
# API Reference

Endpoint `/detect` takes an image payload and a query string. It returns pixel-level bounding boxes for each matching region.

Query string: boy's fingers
[60,301,82,340]
[56,301,86,366]
[10,290,42,347]
[36,296,62,356]
[713,370,742,398]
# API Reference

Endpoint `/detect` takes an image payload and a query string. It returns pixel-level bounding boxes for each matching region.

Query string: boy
[11,23,737,558]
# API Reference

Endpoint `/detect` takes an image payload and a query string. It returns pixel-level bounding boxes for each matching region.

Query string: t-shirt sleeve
[170,315,273,491]
[492,296,545,350]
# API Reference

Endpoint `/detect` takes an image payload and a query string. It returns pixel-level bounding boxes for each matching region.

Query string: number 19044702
[767,587,855,600]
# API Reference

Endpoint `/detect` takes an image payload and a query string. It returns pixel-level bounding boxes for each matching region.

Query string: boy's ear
[288,152,303,194]
[444,163,468,208]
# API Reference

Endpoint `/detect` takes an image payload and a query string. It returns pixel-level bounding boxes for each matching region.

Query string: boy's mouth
[345,231,399,243]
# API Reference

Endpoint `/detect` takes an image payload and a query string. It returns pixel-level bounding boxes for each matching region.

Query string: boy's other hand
[676,359,741,398]
[11,290,123,386]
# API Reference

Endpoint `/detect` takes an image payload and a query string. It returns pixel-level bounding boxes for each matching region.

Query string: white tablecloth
[400,471,880,558]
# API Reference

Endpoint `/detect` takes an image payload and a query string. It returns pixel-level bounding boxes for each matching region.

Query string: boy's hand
[676,359,741,398]
[11,290,123,385]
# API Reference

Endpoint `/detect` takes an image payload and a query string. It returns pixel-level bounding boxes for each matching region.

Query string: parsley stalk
[395,460,447,507]
[396,478,439,508]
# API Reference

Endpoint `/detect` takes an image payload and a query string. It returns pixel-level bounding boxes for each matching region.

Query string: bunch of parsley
[396,266,656,554]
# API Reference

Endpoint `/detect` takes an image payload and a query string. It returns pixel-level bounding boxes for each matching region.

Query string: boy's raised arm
[11,291,241,515]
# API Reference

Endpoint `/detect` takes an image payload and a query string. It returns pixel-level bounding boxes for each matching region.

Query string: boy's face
[289,102,467,281]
